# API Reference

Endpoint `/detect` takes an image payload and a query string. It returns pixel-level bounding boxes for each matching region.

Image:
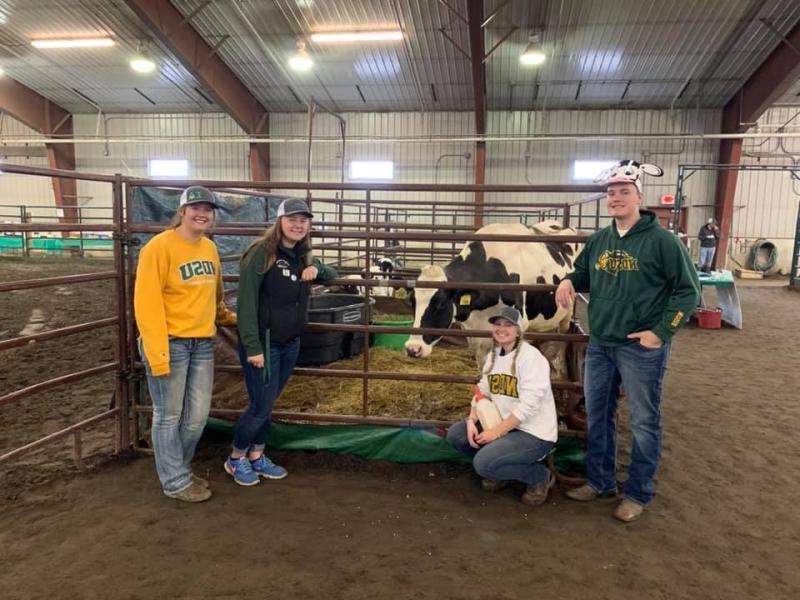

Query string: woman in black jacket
[224,198,336,487]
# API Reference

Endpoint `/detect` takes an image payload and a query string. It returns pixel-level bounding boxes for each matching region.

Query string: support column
[466,0,487,228]
[474,142,486,227]
[125,0,270,184]
[710,18,800,269]
[712,139,742,269]
[0,78,77,223]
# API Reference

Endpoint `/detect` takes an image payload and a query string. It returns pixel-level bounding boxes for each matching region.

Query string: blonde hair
[242,216,313,274]
[482,336,523,378]
[168,206,185,229]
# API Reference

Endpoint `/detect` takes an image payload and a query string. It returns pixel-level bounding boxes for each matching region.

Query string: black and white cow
[404,221,581,378]
[342,256,402,297]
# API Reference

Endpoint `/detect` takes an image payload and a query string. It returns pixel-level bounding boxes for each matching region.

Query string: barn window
[350,160,394,181]
[148,159,190,178]
[572,160,616,182]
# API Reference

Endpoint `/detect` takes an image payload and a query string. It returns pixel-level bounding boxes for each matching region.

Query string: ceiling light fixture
[520,34,545,66]
[130,46,156,74]
[31,37,115,49]
[310,30,403,43]
[289,41,313,72]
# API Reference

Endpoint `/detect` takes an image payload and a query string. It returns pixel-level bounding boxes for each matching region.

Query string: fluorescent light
[130,52,156,74]
[520,51,545,66]
[289,41,313,72]
[289,54,313,71]
[310,30,403,43]
[32,37,115,49]
[520,34,545,66]
[0,67,4,77]
[350,160,394,181]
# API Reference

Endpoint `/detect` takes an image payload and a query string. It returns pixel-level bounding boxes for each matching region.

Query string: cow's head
[405,265,453,358]
[373,256,395,274]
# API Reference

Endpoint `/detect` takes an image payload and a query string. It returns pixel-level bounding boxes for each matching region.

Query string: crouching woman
[447,306,559,506]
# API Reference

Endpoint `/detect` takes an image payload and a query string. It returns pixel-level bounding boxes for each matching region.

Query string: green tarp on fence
[205,418,585,474]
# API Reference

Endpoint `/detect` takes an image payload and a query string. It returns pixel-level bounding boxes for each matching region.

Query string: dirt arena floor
[1,256,799,599]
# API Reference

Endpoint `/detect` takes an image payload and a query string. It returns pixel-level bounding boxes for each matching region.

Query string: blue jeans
[231,337,300,454]
[583,340,671,505]
[447,420,554,486]
[140,337,214,494]
[699,246,716,269]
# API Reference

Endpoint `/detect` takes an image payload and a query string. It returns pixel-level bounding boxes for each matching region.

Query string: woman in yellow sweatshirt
[134,186,236,503]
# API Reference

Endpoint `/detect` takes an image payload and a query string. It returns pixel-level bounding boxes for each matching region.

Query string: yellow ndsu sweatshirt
[134,229,236,376]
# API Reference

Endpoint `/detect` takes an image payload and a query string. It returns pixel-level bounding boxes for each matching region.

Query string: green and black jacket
[237,242,337,359]
[566,210,701,345]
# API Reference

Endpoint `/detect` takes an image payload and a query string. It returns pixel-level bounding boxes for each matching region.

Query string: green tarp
[205,418,585,474]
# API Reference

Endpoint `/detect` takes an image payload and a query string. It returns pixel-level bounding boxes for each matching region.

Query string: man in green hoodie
[555,161,700,522]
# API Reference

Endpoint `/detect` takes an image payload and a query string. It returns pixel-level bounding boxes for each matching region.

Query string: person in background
[697,218,720,273]
[446,306,559,506]
[225,198,337,487]
[134,186,236,503]
[555,160,700,522]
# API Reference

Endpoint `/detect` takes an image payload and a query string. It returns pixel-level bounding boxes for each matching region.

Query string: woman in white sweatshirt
[446,306,559,506]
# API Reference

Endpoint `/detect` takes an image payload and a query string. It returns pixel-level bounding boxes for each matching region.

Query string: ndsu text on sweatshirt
[566,210,700,345]
[134,229,236,376]
[474,341,558,442]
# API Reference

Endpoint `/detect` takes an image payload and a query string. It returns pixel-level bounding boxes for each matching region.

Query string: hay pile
[212,346,477,421]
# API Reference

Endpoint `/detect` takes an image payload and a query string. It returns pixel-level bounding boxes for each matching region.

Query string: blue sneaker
[250,455,288,480]
[224,456,259,487]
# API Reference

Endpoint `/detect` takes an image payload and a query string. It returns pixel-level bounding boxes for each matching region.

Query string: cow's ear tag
[459,294,472,306]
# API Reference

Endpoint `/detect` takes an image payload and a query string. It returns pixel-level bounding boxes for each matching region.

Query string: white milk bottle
[473,385,502,430]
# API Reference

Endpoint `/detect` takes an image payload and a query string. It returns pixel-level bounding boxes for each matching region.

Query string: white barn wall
[72,113,250,220]
[0,115,54,221]
[269,111,475,226]
[10,106,800,270]
[487,109,721,236]
[1,109,720,223]
[270,109,722,234]
[730,106,800,273]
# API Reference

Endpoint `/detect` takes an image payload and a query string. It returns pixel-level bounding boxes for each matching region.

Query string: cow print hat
[595,160,664,193]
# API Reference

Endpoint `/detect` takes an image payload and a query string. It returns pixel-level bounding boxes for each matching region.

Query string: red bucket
[696,307,723,329]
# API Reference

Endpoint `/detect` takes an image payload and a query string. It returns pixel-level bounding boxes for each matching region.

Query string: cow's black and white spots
[405,221,581,375]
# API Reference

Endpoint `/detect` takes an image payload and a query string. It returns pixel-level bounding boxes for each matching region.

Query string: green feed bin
[372,315,414,350]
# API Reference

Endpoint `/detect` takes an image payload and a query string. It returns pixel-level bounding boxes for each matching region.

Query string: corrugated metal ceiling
[0,0,797,114]
[0,0,219,113]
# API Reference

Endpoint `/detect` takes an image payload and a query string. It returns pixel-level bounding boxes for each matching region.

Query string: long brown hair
[242,216,313,273]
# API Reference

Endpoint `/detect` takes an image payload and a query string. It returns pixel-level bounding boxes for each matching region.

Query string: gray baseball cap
[179,186,219,209]
[276,198,313,218]
[488,306,524,329]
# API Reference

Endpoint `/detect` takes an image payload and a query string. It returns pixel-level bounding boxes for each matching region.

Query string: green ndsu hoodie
[566,210,700,346]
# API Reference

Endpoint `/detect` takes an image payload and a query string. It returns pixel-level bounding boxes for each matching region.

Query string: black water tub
[297,294,374,366]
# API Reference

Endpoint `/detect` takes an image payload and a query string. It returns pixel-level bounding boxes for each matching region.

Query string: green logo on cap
[188,190,203,200]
